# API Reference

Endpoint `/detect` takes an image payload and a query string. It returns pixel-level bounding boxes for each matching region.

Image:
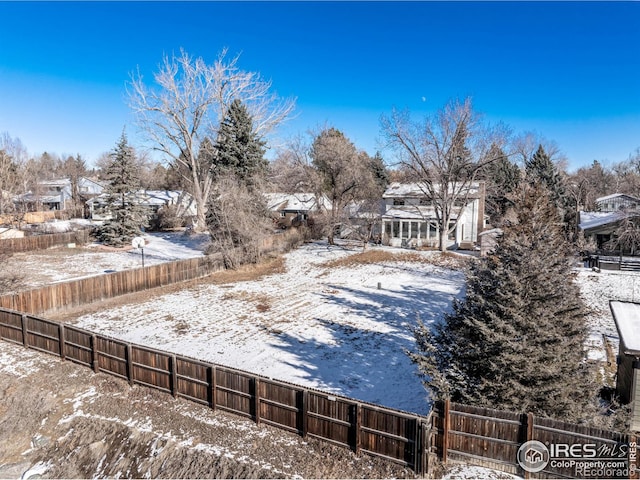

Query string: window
[419,198,431,206]
[401,222,409,238]
[420,222,428,238]
[280,211,286,217]
[385,222,392,237]
[411,222,419,238]
[392,221,400,238]
[393,199,405,206]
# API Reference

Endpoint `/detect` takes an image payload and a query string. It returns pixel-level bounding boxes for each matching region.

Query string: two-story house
[14,177,104,212]
[381,182,485,249]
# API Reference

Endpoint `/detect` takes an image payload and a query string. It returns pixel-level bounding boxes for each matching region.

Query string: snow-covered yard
[65,242,466,415]
[6,229,636,415]
[577,266,639,370]
[10,230,209,287]
[3,232,638,479]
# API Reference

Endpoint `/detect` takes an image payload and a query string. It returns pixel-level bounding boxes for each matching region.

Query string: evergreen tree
[207,100,270,267]
[97,132,148,247]
[409,185,594,421]
[369,151,390,192]
[214,99,267,186]
[525,145,567,208]
[479,144,521,225]
[525,144,575,239]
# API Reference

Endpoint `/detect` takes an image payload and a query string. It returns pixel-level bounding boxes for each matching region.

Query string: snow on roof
[382,182,481,198]
[87,190,191,207]
[596,193,640,203]
[264,193,330,212]
[578,211,626,230]
[610,301,640,355]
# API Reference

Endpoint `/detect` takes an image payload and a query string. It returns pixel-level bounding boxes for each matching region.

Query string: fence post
[421,418,431,477]
[91,334,99,373]
[209,365,217,410]
[414,417,421,474]
[170,354,177,398]
[21,314,28,347]
[527,412,535,442]
[442,399,450,464]
[355,403,362,455]
[301,389,309,438]
[126,344,133,386]
[254,378,261,425]
[58,323,65,360]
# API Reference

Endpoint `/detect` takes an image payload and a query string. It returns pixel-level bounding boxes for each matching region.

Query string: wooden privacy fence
[0,308,430,474]
[0,209,70,226]
[2,307,638,478]
[0,230,90,254]
[431,400,638,479]
[0,255,225,314]
[0,229,304,315]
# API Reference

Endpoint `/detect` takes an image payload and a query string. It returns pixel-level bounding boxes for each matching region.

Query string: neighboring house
[86,190,196,222]
[595,193,640,212]
[578,211,629,249]
[264,193,331,228]
[380,182,486,249]
[609,300,640,432]
[13,177,104,212]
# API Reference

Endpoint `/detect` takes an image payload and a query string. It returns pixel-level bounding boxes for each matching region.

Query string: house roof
[610,301,640,355]
[596,193,640,203]
[264,193,331,212]
[87,190,191,207]
[578,211,626,231]
[382,182,482,199]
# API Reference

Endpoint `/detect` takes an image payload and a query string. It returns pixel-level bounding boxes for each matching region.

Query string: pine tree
[214,99,267,186]
[207,100,270,267]
[369,151,390,192]
[410,185,594,421]
[480,144,521,225]
[97,132,148,247]
[525,144,576,240]
[525,145,567,209]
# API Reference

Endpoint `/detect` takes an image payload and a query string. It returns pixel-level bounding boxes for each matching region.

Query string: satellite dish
[132,236,146,249]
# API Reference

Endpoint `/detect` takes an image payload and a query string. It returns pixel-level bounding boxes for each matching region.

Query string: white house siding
[381,196,481,248]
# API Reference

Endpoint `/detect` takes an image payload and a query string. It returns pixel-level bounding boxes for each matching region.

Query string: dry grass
[221,290,273,312]
[204,255,286,285]
[321,248,470,270]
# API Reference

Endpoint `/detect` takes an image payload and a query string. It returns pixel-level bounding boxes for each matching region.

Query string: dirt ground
[0,340,416,479]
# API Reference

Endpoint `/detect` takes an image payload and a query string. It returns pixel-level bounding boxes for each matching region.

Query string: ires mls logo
[517,440,636,478]
[518,441,550,473]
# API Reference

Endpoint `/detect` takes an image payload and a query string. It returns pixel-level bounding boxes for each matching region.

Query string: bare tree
[310,128,380,245]
[607,213,640,256]
[381,97,508,251]
[267,134,319,193]
[128,49,296,232]
[0,133,28,215]
[206,174,272,268]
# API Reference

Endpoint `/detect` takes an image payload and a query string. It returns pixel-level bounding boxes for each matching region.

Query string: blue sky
[0,1,638,171]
